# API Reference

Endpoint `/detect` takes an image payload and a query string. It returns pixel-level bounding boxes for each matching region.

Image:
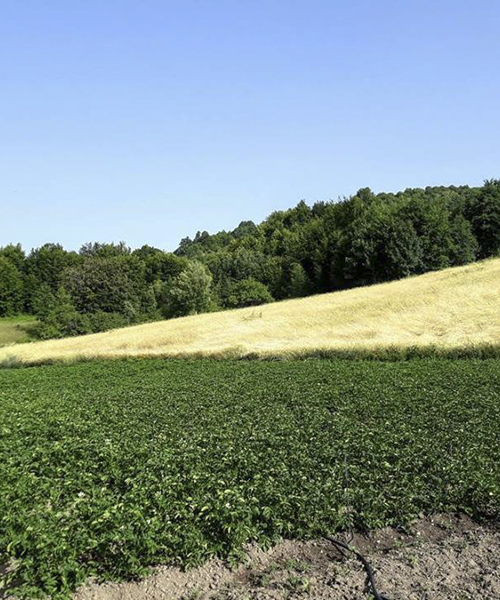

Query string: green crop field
[1,358,499,598]
[0,316,37,347]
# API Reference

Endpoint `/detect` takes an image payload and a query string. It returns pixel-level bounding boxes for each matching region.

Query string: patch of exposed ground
[74,514,500,600]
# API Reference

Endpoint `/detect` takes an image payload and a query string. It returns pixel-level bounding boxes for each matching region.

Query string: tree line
[1,180,499,339]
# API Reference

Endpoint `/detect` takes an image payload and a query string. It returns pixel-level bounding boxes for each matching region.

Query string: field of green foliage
[1,358,499,598]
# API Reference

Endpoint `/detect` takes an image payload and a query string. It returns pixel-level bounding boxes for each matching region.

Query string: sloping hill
[0,316,37,347]
[2,258,500,366]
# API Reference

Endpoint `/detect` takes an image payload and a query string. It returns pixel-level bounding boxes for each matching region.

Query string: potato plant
[0,358,499,598]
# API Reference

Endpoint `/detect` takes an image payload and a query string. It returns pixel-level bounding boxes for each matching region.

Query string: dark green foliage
[0,358,499,598]
[225,278,274,308]
[30,283,57,320]
[287,263,310,297]
[449,214,478,265]
[232,220,258,238]
[33,288,92,339]
[26,244,80,294]
[138,285,160,320]
[178,180,500,292]
[383,219,423,278]
[2,180,500,338]
[0,257,24,316]
[87,311,129,333]
[469,179,500,258]
[0,243,26,272]
[132,247,188,284]
[62,258,138,315]
[79,241,131,258]
[159,261,213,317]
[202,249,282,302]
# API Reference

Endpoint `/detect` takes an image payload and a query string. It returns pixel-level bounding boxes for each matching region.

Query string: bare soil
[75,514,500,600]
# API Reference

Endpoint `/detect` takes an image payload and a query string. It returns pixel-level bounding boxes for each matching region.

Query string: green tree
[470,179,500,258]
[0,243,26,272]
[35,288,91,339]
[87,311,128,333]
[31,283,56,320]
[62,258,138,315]
[79,241,131,258]
[287,263,310,297]
[226,278,274,308]
[139,285,159,319]
[449,214,478,265]
[397,199,444,271]
[343,215,382,283]
[142,251,188,284]
[384,219,423,279]
[0,257,24,316]
[26,243,79,292]
[160,261,213,317]
[232,220,257,239]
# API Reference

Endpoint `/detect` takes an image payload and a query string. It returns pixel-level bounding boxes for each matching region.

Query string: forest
[1,180,499,340]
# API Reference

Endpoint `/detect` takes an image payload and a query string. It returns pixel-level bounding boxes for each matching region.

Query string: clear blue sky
[1,1,499,252]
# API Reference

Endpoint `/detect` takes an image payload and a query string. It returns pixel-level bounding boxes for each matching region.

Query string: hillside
[1,258,499,366]
[0,316,37,347]
[2,181,500,343]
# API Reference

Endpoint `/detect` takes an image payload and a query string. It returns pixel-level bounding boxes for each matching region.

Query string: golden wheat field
[1,258,500,366]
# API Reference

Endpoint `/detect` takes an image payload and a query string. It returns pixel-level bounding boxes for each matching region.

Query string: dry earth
[74,514,500,600]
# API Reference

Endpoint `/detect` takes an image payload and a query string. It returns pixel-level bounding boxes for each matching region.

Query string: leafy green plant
[225,278,273,308]
[0,358,499,598]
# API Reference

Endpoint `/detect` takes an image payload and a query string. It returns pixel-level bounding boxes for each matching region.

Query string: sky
[1,1,499,252]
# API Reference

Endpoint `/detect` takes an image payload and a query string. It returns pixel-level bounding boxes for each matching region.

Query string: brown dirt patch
[73,514,500,600]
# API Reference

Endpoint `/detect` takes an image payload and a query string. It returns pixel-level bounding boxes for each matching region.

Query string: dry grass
[2,259,500,366]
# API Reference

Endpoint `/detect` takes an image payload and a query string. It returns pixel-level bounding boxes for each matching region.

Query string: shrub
[33,288,92,339]
[225,278,274,308]
[87,311,129,333]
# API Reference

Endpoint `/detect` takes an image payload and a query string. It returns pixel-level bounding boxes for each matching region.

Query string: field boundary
[3,342,500,369]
